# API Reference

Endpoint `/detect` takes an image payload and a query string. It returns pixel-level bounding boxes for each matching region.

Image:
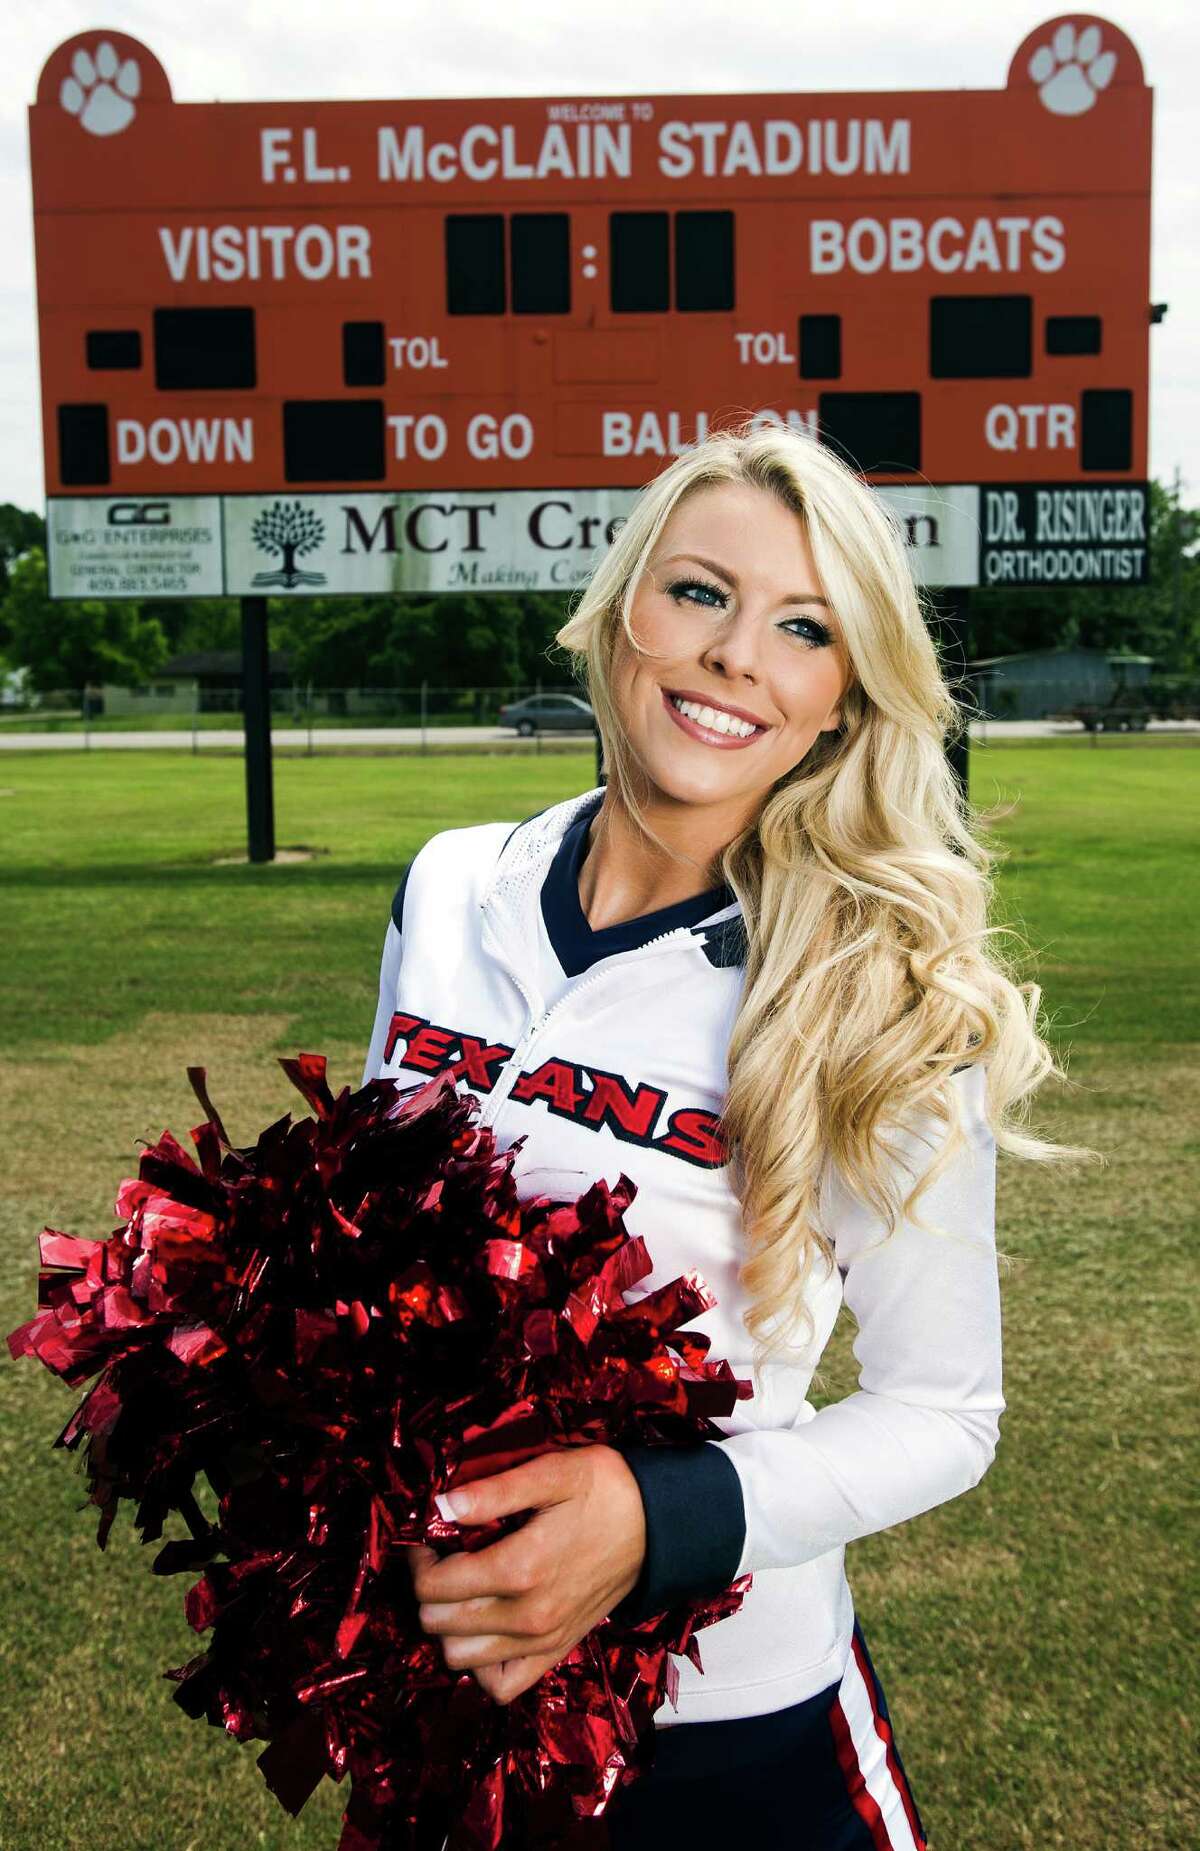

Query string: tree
[275,596,396,687]
[275,590,576,692]
[513,592,577,686]
[2,547,168,693]
[143,592,242,658]
[322,594,516,688]
[0,503,46,655]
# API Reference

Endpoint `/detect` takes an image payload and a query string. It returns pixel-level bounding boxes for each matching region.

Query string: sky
[2,0,1196,513]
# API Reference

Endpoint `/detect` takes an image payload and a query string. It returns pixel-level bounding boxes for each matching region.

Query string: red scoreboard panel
[30,16,1152,596]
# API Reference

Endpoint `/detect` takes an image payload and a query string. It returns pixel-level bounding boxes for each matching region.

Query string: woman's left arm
[707,1058,1006,1579]
[409,1064,1003,1700]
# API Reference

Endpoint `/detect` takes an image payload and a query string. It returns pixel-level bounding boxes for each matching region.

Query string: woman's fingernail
[435,1490,470,1521]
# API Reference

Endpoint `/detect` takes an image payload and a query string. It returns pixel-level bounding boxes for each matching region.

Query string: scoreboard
[30,15,1153,597]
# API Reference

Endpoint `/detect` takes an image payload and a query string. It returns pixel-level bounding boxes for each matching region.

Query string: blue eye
[782,616,833,648]
[667,578,832,649]
[668,577,727,610]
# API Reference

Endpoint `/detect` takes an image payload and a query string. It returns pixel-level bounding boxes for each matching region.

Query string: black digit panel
[446,215,506,315]
[1081,390,1133,471]
[511,214,570,315]
[86,329,141,370]
[818,392,921,474]
[1047,316,1102,356]
[153,307,256,389]
[799,315,841,380]
[610,212,669,312]
[283,400,385,481]
[57,404,110,485]
[675,211,735,312]
[930,295,1032,378]
[343,321,385,386]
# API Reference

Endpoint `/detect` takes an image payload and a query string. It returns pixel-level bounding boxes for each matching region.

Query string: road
[0,719,1196,750]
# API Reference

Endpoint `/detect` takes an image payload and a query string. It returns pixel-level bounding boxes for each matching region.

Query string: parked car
[1068,699,1151,732]
[1067,655,1154,731]
[497,693,596,736]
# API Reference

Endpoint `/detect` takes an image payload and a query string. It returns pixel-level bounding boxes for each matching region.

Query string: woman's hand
[406,1443,646,1706]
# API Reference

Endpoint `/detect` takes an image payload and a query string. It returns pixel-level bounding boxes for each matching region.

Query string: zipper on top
[475,907,704,1129]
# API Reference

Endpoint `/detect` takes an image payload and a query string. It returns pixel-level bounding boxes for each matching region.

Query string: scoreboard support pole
[929,586,972,812]
[240,595,276,864]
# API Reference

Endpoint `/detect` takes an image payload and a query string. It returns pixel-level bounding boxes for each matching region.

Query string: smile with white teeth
[669,694,762,738]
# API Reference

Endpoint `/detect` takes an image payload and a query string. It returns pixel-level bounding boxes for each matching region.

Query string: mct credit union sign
[31,14,1152,597]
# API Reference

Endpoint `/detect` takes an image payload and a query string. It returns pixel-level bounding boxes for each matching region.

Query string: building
[99,649,294,717]
[966,647,1154,722]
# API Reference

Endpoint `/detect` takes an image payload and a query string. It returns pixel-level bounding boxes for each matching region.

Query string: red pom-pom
[7,1059,754,1850]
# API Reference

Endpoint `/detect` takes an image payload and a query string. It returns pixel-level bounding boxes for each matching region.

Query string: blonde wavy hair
[554,420,1099,1385]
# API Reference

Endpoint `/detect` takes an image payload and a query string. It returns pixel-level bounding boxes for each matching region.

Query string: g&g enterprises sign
[46,496,223,598]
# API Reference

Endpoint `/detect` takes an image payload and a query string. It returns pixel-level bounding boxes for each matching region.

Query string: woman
[363,422,1088,1847]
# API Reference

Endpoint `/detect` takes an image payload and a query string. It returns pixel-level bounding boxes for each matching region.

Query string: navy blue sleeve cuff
[609,1440,746,1625]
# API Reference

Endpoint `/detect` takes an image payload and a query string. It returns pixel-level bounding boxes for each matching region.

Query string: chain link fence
[1,677,1197,750]
[0,683,603,754]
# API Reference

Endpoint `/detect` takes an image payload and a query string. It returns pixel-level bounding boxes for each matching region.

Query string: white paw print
[1029,22,1117,116]
[59,40,141,137]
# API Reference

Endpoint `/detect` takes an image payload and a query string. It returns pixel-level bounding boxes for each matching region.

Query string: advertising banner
[46,483,988,595]
[45,495,223,598]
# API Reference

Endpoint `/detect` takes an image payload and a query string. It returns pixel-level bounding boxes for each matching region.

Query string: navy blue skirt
[603,1617,929,1850]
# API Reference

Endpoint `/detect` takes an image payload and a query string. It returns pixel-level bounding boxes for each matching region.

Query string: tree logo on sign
[250,501,328,589]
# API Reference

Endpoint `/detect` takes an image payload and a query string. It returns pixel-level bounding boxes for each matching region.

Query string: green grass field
[0,744,1195,1850]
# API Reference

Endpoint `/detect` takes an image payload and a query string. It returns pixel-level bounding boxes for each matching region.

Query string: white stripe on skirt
[827,1631,925,1851]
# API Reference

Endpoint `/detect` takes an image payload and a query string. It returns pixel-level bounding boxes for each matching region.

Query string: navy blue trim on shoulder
[691,913,748,969]
[609,1440,746,1626]
[391,861,412,935]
